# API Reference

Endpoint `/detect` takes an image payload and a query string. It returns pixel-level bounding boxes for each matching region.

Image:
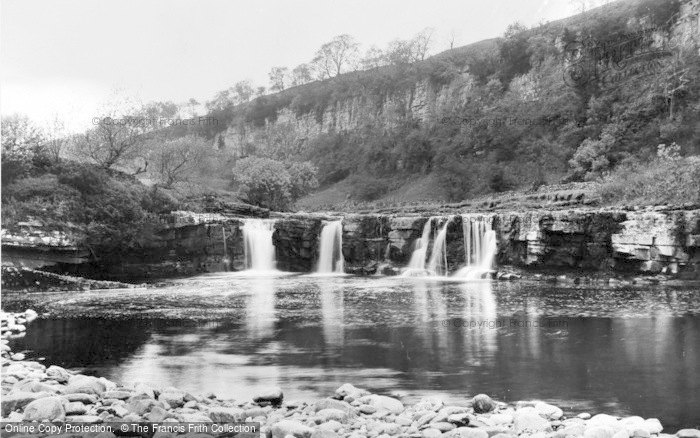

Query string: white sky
[1,0,574,132]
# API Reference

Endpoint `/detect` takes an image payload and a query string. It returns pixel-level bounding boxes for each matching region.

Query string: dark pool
[4,273,700,430]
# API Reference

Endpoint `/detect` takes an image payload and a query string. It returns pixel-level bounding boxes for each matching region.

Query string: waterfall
[242,219,276,271]
[221,227,231,271]
[316,221,345,274]
[405,218,433,272]
[454,215,497,279]
[427,217,453,276]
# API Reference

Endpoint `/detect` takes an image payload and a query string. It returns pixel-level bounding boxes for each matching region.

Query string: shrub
[598,144,700,205]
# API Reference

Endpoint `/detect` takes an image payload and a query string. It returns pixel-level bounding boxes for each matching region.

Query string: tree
[147,135,209,188]
[43,114,68,162]
[412,28,434,61]
[269,67,289,92]
[498,22,532,84]
[361,46,386,70]
[312,34,360,79]
[232,157,318,210]
[291,64,313,86]
[233,80,255,103]
[1,113,46,184]
[72,94,150,171]
[1,113,44,154]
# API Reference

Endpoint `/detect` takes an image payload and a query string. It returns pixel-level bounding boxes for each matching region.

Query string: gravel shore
[2,310,699,438]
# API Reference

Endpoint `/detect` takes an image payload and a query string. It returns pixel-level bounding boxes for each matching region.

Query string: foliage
[598,144,700,205]
[1,159,179,259]
[231,157,318,210]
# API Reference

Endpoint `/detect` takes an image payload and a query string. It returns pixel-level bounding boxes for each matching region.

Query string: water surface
[4,274,700,430]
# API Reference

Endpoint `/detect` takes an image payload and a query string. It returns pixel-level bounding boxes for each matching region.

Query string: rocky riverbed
[2,310,700,438]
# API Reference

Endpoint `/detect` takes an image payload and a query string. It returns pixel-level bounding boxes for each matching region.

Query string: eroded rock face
[7,208,699,279]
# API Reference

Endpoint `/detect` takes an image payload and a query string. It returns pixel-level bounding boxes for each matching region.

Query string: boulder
[64,375,106,395]
[314,398,353,414]
[367,395,404,414]
[534,401,563,420]
[514,412,553,433]
[314,408,349,424]
[335,383,369,399]
[271,420,314,438]
[677,430,700,438]
[1,391,50,416]
[253,386,284,406]
[22,397,66,421]
[207,407,245,422]
[472,394,495,414]
[584,427,618,438]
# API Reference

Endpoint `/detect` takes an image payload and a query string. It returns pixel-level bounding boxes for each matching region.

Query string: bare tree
[291,64,313,86]
[269,67,289,92]
[413,28,434,61]
[43,114,68,162]
[312,34,360,79]
[73,91,150,171]
[147,135,209,188]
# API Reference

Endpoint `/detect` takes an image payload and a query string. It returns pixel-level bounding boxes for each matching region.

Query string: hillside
[191,0,699,209]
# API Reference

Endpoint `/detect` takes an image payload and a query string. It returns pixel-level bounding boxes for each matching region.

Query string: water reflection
[4,277,700,430]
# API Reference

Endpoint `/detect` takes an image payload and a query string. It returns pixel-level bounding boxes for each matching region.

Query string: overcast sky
[1,0,574,131]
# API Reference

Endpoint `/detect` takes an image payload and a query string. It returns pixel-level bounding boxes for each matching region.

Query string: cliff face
[5,209,698,280]
[141,208,700,279]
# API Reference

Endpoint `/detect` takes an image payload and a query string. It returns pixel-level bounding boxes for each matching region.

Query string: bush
[598,144,700,205]
[348,175,389,201]
[232,156,318,210]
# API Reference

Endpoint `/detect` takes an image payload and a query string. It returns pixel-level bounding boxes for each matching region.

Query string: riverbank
[2,310,699,438]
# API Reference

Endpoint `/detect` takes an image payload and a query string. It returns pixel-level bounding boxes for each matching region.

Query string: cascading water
[454,215,497,279]
[403,218,434,275]
[316,220,345,274]
[426,217,453,276]
[242,219,276,272]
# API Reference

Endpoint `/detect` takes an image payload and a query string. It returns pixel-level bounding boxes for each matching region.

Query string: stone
[534,401,563,420]
[64,375,106,395]
[422,429,443,438]
[314,398,354,414]
[271,420,314,438]
[335,383,369,399]
[451,427,490,438]
[1,391,50,416]
[632,429,651,438]
[432,422,456,432]
[359,404,376,414]
[643,419,663,434]
[367,395,404,414]
[612,430,630,438]
[22,396,66,421]
[208,406,245,422]
[158,390,185,408]
[66,415,103,423]
[102,390,132,400]
[253,386,284,405]
[64,401,87,415]
[447,413,470,426]
[133,383,156,398]
[677,430,700,438]
[589,414,621,427]
[472,394,495,414]
[317,420,342,432]
[127,397,157,415]
[491,413,514,425]
[147,406,170,422]
[395,416,413,426]
[584,427,618,438]
[64,393,98,404]
[311,430,339,438]
[514,412,553,433]
[46,365,72,383]
[315,408,349,424]
[579,413,592,420]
